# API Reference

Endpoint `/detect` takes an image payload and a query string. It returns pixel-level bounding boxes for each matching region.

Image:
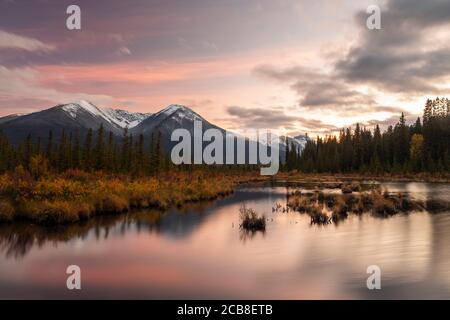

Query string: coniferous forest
[0,98,448,176]
[286,98,450,174]
[0,126,170,177]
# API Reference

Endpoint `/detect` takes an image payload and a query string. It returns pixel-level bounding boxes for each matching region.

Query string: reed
[239,204,266,231]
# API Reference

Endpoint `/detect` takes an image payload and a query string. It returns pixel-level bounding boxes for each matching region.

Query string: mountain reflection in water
[0,182,449,299]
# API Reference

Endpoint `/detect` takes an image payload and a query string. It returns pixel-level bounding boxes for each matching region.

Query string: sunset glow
[1,0,449,136]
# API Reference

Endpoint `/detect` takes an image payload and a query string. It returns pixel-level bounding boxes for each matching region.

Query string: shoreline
[0,170,449,225]
[0,171,267,225]
[272,172,450,183]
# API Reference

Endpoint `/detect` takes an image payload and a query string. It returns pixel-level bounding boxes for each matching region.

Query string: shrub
[287,196,310,212]
[341,182,361,194]
[341,185,353,194]
[239,204,265,231]
[351,197,365,214]
[95,194,129,213]
[37,201,80,224]
[372,196,397,217]
[309,205,330,225]
[17,200,81,225]
[0,200,15,222]
[332,197,348,218]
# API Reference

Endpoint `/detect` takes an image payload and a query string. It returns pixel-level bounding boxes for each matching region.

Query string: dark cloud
[336,0,450,95]
[225,105,418,138]
[254,64,406,116]
[254,65,369,109]
[254,0,450,120]
[0,0,324,67]
[226,105,338,133]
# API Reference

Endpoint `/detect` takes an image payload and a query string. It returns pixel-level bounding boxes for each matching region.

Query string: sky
[0,0,449,136]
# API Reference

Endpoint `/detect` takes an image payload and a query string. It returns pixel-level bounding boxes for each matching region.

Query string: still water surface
[0,182,449,299]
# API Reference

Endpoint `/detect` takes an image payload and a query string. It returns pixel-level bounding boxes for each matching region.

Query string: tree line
[285,98,450,173]
[0,126,168,176]
[0,125,257,176]
[1,97,448,176]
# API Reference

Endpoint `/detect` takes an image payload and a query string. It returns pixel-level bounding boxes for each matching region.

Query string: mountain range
[0,101,309,153]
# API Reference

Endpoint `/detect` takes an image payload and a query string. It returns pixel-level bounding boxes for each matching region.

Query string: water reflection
[0,188,280,259]
[0,213,158,259]
[239,229,266,243]
[0,182,449,299]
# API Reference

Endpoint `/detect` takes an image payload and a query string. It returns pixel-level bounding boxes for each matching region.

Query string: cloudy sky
[1,0,449,136]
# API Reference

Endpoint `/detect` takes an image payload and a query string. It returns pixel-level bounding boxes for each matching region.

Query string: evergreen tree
[46,130,53,165]
[72,130,81,169]
[121,128,129,172]
[83,128,93,170]
[95,124,105,170]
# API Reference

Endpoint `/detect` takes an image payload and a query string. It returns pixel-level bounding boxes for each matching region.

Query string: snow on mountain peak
[103,108,151,128]
[60,101,205,130]
[157,104,203,123]
[161,104,191,114]
[61,101,150,128]
[62,100,101,118]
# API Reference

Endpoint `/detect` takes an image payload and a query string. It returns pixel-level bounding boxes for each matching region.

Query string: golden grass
[0,200,15,222]
[286,185,432,224]
[0,170,258,225]
[276,172,450,183]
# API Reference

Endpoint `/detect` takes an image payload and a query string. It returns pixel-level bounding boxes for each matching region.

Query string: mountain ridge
[0,101,308,155]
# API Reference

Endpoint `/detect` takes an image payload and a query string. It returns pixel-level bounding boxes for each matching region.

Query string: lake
[0,181,449,299]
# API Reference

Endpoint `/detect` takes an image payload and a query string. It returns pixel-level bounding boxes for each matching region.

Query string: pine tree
[23,134,33,169]
[136,134,145,175]
[83,128,93,171]
[106,131,114,172]
[424,99,432,123]
[35,137,42,156]
[67,132,73,169]
[58,129,67,171]
[72,130,81,169]
[95,124,105,170]
[121,127,129,172]
[46,130,53,165]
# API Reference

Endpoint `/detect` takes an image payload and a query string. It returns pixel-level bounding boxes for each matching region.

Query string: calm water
[0,182,450,299]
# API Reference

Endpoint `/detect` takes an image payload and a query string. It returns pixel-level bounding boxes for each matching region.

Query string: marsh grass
[239,204,266,231]
[341,182,361,194]
[287,185,437,224]
[0,170,250,225]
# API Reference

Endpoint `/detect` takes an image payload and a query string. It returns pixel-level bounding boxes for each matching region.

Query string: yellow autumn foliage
[0,170,253,225]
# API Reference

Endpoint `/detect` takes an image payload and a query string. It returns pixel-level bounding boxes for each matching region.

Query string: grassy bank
[0,169,264,225]
[0,167,448,226]
[276,171,450,183]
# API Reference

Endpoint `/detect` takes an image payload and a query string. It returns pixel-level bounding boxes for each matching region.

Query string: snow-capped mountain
[0,101,152,144]
[0,101,220,146]
[291,135,309,152]
[130,104,223,150]
[109,109,151,128]
[61,100,151,129]
[280,134,310,154]
[131,104,216,136]
[0,101,306,164]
